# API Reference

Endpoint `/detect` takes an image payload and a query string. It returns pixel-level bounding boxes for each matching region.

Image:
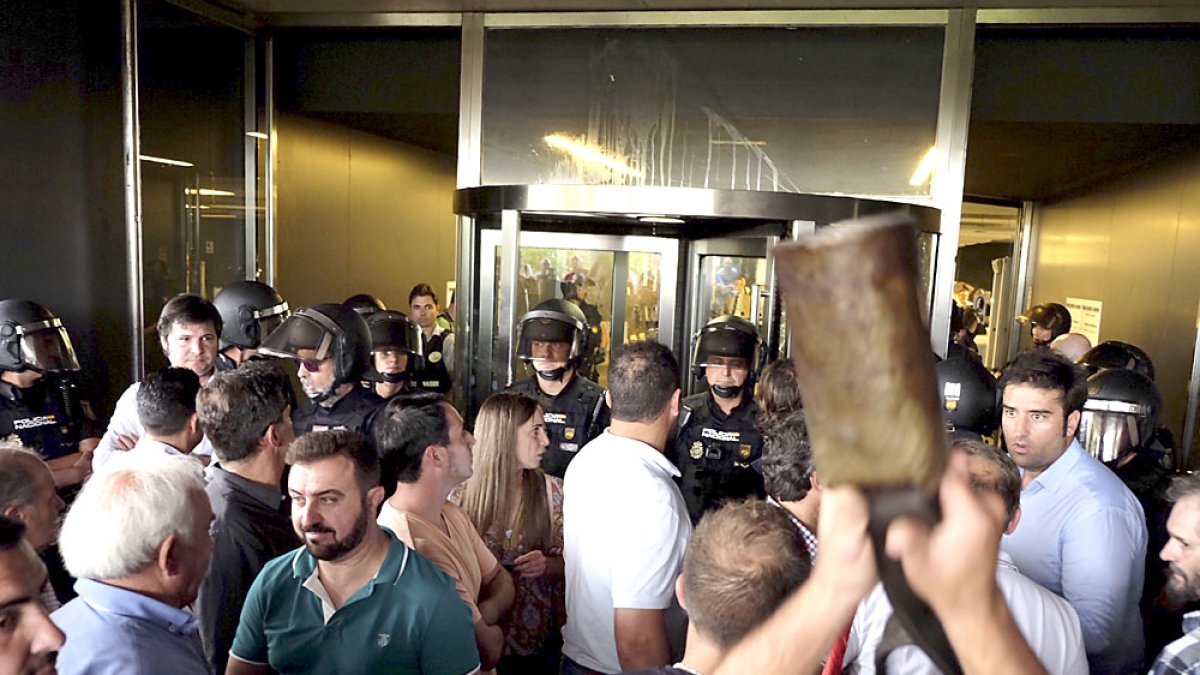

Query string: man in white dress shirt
[109,367,204,468]
[95,294,219,466]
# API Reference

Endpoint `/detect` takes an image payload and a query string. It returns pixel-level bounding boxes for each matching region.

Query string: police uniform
[215,352,238,373]
[0,377,97,462]
[509,373,609,478]
[292,386,382,436]
[412,327,453,394]
[673,390,765,523]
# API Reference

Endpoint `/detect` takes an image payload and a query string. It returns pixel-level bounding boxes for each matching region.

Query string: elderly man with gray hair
[0,437,67,610]
[51,455,214,675]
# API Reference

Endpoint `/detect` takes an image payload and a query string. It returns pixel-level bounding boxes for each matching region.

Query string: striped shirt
[1151,611,1200,675]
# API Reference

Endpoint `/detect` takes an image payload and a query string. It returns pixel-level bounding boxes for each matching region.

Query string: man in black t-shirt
[195,361,301,674]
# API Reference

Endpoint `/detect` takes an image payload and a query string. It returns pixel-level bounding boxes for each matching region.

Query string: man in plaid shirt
[1152,474,1200,674]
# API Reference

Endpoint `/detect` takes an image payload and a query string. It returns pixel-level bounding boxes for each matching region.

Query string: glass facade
[482,26,945,198]
[137,0,255,366]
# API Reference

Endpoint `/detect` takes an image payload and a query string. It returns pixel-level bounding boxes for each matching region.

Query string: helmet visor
[516,311,585,362]
[255,305,290,345]
[369,318,423,356]
[257,313,335,361]
[19,321,79,372]
[1080,408,1140,464]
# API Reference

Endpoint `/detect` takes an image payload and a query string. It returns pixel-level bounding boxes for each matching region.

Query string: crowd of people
[0,284,1197,675]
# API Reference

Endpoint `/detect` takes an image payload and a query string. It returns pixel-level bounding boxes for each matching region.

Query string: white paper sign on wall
[1065,297,1102,346]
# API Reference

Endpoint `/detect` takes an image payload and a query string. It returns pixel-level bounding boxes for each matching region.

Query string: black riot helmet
[364,310,424,383]
[516,299,589,382]
[1080,340,1156,381]
[935,356,999,438]
[691,315,764,398]
[0,300,80,373]
[1079,368,1163,465]
[344,293,387,317]
[213,281,289,351]
[258,303,371,394]
[1019,303,1072,346]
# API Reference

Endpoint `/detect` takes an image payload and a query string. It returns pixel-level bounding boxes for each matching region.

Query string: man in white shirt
[106,368,204,470]
[844,438,1088,675]
[562,341,691,674]
[96,294,219,466]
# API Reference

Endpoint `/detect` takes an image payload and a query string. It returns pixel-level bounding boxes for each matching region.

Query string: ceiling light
[711,140,767,146]
[639,216,685,225]
[246,131,269,140]
[544,134,644,179]
[185,188,236,197]
[139,154,194,167]
[909,146,938,187]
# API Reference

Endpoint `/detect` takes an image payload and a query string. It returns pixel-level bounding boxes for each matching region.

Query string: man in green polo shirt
[226,430,480,675]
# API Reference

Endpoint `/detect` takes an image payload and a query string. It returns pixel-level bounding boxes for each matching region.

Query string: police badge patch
[564,427,576,441]
[738,444,752,460]
[689,441,704,460]
[428,351,442,363]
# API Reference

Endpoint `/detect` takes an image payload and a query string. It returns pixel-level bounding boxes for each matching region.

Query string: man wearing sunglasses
[258,303,380,435]
[95,293,221,467]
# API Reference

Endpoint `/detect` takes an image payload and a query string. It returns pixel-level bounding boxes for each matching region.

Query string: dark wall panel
[0,0,130,413]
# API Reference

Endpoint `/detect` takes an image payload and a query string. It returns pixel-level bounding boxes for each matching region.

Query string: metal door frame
[456,183,940,414]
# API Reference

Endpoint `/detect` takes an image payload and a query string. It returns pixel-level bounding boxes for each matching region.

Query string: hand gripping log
[774,214,962,675]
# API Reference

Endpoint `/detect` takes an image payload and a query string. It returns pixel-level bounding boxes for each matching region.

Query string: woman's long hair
[460,392,552,551]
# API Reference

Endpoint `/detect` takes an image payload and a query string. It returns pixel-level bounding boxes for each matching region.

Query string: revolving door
[453,185,940,416]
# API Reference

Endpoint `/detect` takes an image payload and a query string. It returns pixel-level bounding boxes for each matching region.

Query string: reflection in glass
[625,253,661,344]
[483,27,944,197]
[698,256,768,335]
[496,245,665,389]
[138,0,254,368]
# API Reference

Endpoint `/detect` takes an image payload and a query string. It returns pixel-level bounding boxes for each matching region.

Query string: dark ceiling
[268,22,1200,203]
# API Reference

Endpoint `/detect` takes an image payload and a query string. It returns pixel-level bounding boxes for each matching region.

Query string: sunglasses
[299,357,328,373]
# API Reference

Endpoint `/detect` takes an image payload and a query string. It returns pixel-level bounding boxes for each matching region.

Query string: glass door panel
[480,229,678,394]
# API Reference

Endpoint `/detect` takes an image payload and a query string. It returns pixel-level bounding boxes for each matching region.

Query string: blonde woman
[454,392,564,674]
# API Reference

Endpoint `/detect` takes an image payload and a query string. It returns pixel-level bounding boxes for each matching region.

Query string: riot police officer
[344,293,387,317]
[1080,366,1174,651]
[508,299,609,478]
[935,355,998,442]
[673,315,766,523]
[1080,340,1156,380]
[212,280,289,371]
[364,310,424,401]
[562,272,606,381]
[0,300,97,487]
[1019,302,1072,347]
[258,303,380,435]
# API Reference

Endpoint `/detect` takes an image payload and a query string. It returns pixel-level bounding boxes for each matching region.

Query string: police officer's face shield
[517,312,586,380]
[1079,399,1144,464]
[693,327,761,400]
[253,302,291,345]
[257,312,336,363]
[18,320,80,373]
[367,319,424,382]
